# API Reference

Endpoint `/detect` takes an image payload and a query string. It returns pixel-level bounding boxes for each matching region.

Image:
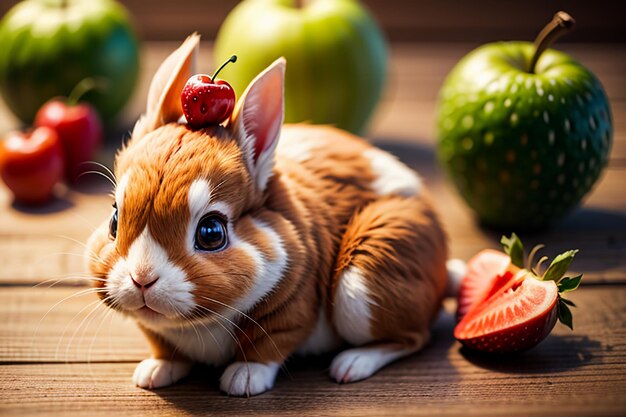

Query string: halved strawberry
[456,249,513,322]
[454,234,582,353]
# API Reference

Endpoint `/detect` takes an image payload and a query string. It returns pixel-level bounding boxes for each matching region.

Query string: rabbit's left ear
[231,57,285,192]
[132,33,200,138]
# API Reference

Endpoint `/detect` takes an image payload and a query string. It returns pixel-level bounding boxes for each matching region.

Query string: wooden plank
[1,286,624,363]
[0,286,625,415]
[0,42,624,284]
[0,178,113,284]
[418,168,626,284]
[2,363,624,417]
[0,287,147,363]
[1,166,622,285]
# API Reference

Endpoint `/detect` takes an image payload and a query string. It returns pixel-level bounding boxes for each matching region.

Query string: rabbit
[85,33,456,397]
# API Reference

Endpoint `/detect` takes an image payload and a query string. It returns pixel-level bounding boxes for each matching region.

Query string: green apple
[0,0,140,124]
[214,0,388,134]
[436,12,612,230]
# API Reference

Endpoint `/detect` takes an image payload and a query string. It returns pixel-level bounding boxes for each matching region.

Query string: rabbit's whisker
[66,296,110,363]
[75,170,116,188]
[52,235,107,264]
[34,275,106,289]
[193,305,248,367]
[87,299,118,366]
[198,295,285,363]
[77,161,117,186]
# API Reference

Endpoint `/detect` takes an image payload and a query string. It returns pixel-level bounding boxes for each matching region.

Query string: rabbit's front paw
[133,358,191,389]
[220,362,280,396]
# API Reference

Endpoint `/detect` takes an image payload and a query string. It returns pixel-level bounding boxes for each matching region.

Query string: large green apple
[436,12,612,230]
[214,0,388,135]
[0,0,140,124]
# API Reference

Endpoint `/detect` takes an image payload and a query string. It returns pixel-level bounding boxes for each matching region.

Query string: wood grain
[0,287,624,415]
[0,286,623,363]
[1,362,624,417]
[1,166,623,285]
[0,41,625,416]
[0,287,147,363]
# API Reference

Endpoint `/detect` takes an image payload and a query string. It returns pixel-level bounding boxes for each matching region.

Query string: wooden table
[0,42,625,416]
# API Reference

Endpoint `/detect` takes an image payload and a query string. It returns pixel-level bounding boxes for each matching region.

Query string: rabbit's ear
[132,33,200,138]
[231,57,285,192]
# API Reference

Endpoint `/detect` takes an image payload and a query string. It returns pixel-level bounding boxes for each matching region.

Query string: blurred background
[0,0,623,137]
[0,0,623,235]
[0,2,625,414]
[1,0,622,42]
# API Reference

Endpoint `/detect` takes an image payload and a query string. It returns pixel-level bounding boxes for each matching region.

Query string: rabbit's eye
[195,214,228,252]
[109,205,118,239]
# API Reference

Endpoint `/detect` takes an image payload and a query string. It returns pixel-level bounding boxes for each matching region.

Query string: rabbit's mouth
[129,302,197,328]
[135,305,164,320]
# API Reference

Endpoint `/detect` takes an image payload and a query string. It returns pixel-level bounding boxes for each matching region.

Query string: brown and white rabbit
[86,34,459,396]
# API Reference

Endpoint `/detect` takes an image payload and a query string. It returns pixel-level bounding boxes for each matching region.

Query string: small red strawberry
[454,234,582,353]
[181,55,237,128]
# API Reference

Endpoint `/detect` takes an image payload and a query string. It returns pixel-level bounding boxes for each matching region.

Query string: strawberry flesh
[455,273,559,352]
[456,249,513,322]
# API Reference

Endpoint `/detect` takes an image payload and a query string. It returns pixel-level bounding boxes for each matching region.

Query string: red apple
[35,99,103,182]
[0,127,64,205]
[181,55,237,128]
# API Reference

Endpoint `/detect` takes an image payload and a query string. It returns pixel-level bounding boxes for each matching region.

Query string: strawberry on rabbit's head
[86,34,287,328]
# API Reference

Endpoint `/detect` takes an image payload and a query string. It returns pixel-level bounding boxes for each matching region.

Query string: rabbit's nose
[130,272,159,290]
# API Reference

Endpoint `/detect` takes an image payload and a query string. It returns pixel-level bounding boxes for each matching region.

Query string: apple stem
[528,11,576,73]
[67,78,107,107]
[212,55,238,81]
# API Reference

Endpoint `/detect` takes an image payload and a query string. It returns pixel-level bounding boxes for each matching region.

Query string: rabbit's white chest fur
[158,314,238,365]
[158,305,343,365]
[296,307,343,356]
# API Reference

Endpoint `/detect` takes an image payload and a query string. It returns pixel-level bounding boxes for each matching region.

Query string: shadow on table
[71,174,115,196]
[460,334,602,374]
[10,194,75,214]
[372,137,441,181]
[558,207,626,233]
[150,310,460,414]
[9,175,113,215]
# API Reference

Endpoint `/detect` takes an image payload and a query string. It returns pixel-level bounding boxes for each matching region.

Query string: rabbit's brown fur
[85,35,448,396]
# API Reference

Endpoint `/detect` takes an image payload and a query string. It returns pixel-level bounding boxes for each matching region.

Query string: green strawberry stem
[212,55,237,81]
[528,11,576,73]
[67,77,108,107]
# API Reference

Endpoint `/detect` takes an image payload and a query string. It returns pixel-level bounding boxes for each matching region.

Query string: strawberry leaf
[558,274,583,293]
[501,233,524,268]
[543,249,579,282]
[557,298,574,330]
[560,297,577,307]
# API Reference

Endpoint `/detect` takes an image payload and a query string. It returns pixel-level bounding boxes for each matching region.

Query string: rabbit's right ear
[132,33,200,139]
